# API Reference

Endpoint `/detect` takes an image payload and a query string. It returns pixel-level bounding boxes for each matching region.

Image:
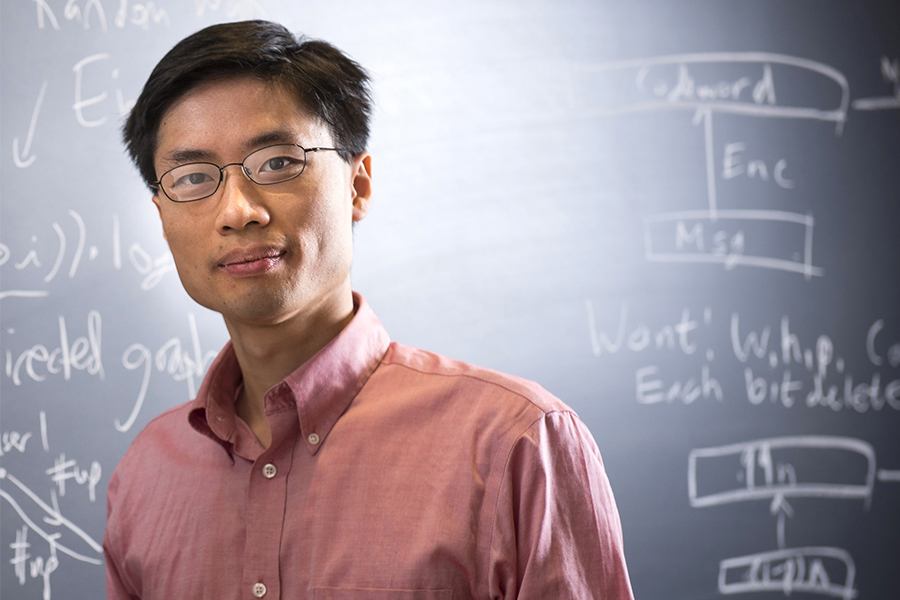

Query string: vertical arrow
[770,494,794,549]
[692,106,717,221]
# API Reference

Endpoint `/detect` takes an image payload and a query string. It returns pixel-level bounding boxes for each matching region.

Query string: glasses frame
[151,144,348,203]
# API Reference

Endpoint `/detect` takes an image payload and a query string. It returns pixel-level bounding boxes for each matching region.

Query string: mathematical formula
[0,211,176,300]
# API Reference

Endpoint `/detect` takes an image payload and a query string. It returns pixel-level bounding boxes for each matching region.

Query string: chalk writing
[587,303,900,412]
[0,469,102,561]
[127,242,177,290]
[117,313,217,432]
[114,0,170,29]
[688,436,877,508]
[877,470,900,482]
[73,53,109,127]
[40,411,50,451]
[646,62,777,106]
[4,311,103,386]
[1,466,103,600]
[0,211,176,300]
[10,526,58,600]
[641,111,821,277]
[722,142,794,189]
[866,319,900,368]
[719,547,856,600]
[32,0,61,29]
[45,454,102,502]
[0,413,51,457]
[881,56,900,94]
[690,435,900,597]
[0,431,33,457]
[635,364,723,405]
[32,0,169,31]
[571,52,849,126]
[194,0,268,20]
[733,315,900,412]
[571,54,843,277]
[852,56,900,111]
[72,54,137,128]
[585,302,708,357]
[64,0,108,30]
[13,81,49,169]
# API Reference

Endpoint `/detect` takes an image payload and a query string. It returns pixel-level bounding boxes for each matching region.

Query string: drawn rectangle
[568,52,848,125]
[643,209,822,278]
[719,547,856,600]
[688,436,876,508]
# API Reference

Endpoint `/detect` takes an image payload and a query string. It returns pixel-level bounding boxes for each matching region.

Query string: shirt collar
[188,292,390,456]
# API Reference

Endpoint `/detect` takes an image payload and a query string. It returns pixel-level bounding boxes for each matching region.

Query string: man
[104,20,634,599]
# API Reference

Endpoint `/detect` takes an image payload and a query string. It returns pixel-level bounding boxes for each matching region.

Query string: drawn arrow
[13,81,49,169]
[770,493,794,549]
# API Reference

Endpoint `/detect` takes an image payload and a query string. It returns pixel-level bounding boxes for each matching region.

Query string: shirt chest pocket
[313,588,452,600]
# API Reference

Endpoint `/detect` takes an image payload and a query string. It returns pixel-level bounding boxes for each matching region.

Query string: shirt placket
[241,402,299,599]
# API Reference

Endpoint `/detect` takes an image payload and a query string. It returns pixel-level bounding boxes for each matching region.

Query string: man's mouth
[218,247,286,276]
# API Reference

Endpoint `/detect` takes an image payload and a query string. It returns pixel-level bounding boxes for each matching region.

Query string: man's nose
[214,164,271,232]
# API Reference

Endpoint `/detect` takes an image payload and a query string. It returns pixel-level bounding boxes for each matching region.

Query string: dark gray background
[1,1,898,598]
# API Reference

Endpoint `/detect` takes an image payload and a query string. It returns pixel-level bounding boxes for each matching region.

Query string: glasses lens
[161,163,221,202]
[245,145,307,185]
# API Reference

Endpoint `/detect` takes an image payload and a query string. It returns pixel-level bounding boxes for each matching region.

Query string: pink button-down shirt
[104,294,634,599]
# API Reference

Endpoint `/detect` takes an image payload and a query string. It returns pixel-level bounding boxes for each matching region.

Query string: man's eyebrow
[160,131,301,167]
[162,148,217,165]
[246,130,299,149]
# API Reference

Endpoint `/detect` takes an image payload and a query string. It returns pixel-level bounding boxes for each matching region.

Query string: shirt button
[262,463,277,479]
[252,582,267,597]
[307,433,320,445]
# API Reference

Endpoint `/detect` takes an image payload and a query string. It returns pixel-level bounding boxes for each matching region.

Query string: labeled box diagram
[687,436,899,599]
[569,52,850,278]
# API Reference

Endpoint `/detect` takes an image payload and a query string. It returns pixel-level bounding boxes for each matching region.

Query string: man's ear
[151,193,168,241]
[350,153,373,223]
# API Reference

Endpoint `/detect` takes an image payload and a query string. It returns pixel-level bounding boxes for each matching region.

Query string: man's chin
[189,289,294,327]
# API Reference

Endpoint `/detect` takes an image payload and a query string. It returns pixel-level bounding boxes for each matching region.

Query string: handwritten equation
[0,211,176,300]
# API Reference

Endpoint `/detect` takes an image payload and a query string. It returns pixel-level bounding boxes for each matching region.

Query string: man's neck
[224,289,356,448]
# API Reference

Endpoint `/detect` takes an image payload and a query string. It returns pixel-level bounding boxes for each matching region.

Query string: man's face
[152,77,372,328]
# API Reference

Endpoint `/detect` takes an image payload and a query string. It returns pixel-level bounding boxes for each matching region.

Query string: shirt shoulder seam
[384,360,562,416]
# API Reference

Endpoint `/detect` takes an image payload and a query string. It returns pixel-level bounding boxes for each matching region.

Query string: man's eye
[262,157,293,172]
[173,171,214,188]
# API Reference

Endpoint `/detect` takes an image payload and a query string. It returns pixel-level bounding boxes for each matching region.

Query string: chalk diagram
[689,436,900,599]
[0,467,103,598]
[570,51,900,597]
[568,51,897,279]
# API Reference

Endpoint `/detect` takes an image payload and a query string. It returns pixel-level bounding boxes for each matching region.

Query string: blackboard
[2,1,899,598]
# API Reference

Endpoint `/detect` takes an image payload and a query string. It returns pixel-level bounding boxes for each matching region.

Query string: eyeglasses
[152,144,347,203]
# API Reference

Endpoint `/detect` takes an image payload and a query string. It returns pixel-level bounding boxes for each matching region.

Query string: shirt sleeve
[104,466,140,600]
[488,410,634,600]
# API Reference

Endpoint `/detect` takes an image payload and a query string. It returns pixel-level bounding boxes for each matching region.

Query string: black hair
[123,20,372,190]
